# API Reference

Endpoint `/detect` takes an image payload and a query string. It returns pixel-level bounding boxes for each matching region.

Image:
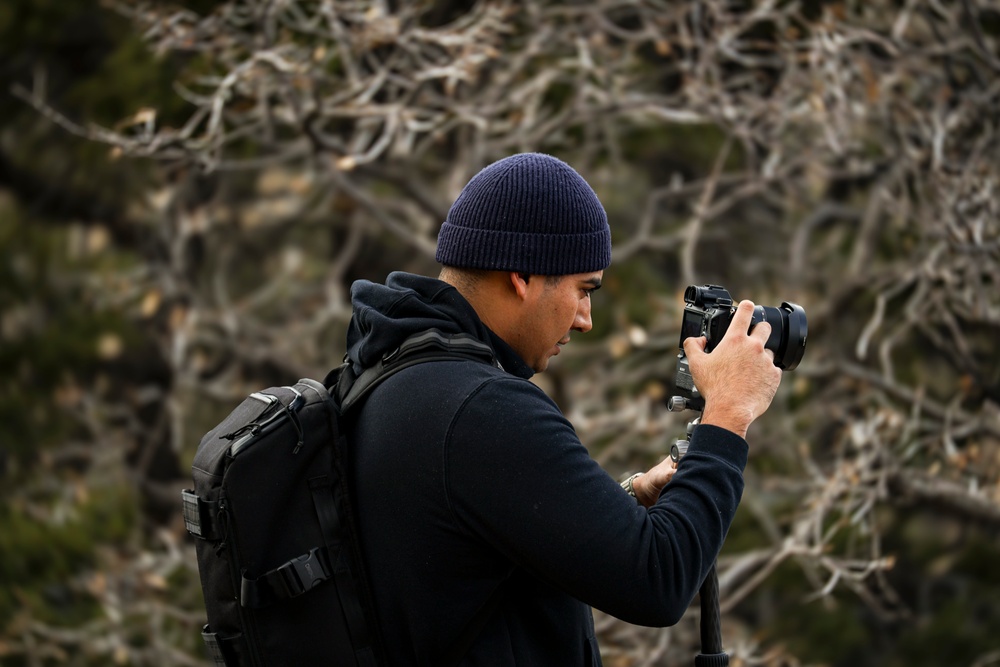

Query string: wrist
[620,471,661,508]
[620,472,644,504]
[700,404,752,439]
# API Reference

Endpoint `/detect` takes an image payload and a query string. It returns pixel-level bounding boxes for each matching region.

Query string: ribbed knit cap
[435,153,611,275]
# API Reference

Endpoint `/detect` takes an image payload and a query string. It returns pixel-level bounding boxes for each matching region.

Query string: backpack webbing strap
[202,630,227,667]
[336,330,496,414]
[240,546,334,608]
[201,625,248,667]
[182,490,221,541]
[201,625,234,667]
[310,475,379,667]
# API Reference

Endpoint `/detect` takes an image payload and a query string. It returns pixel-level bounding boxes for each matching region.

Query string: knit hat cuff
[436,222,612,275]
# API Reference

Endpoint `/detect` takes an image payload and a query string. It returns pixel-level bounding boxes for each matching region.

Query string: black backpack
[182,330,497,666]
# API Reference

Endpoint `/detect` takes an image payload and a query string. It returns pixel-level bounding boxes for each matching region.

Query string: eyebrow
[582,277,602,291]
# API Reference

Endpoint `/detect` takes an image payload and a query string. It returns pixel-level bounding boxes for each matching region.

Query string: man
[345,153,781,665]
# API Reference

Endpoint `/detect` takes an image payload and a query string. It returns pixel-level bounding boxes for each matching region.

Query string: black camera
[672,284,807,409]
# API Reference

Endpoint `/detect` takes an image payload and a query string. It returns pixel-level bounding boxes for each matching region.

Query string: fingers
[635,456,678,507]
[726,300,757,341]
[730,300,773,352]
[685,300,783,438]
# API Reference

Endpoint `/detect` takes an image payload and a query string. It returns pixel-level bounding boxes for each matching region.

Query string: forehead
[548,270,602,283]
[566,271,603,286]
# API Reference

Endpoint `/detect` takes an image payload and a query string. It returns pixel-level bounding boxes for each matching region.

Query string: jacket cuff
[688,423,749,472]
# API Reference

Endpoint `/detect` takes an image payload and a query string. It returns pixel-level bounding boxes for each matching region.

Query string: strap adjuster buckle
[276,547,330,597]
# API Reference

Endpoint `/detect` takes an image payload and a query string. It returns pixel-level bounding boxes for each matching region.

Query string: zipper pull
[280,395,306,455]
[222,422,261,441]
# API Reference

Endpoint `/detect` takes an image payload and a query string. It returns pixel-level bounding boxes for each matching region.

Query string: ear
[508,271,531,301]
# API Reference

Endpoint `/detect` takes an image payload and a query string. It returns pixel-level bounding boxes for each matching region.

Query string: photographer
[346,153,782,665]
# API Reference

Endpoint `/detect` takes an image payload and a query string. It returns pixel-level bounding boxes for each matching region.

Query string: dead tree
[9,0,1000,664]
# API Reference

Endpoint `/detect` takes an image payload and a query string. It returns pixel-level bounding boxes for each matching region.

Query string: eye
[580,279,602,298]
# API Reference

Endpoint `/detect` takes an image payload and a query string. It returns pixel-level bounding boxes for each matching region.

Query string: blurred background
[2,1,999,665]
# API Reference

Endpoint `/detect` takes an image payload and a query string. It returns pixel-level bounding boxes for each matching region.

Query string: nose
[574,296,593,334]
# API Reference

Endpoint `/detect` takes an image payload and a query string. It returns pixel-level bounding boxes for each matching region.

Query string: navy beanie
[435,153,612,275]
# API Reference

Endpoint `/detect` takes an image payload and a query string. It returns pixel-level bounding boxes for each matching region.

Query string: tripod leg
[694,563,729,667]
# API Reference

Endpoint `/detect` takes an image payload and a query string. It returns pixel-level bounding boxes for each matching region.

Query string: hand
[631,456,677,508]
[683,300,783,439]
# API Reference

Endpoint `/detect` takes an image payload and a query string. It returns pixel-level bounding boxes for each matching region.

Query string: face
[512,271,602,372]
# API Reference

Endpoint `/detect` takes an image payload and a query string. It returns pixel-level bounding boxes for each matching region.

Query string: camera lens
[752,302,808,371]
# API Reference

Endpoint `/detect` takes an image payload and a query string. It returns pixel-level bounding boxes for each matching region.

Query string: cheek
[552,299,578,329]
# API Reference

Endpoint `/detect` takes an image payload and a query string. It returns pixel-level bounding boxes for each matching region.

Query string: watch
[620,472,644,501]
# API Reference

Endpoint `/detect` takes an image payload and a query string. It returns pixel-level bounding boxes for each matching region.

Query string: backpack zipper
[227,388,307,457]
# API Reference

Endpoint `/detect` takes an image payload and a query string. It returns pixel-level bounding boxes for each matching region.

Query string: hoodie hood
[346,272,533,379]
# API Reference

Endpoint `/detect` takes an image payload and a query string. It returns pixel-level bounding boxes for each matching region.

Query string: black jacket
[347,272,748,666]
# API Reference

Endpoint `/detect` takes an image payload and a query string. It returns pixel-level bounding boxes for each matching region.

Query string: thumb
[683,335,708,359]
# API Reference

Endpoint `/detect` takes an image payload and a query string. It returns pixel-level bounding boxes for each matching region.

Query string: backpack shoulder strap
[325,330,506,666]
[332,329,496,414]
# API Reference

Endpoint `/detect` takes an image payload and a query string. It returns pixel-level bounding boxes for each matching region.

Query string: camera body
[672,284,807,411]
[679,285,739,355]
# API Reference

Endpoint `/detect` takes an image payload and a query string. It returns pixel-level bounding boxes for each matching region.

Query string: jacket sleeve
[443,376,748,627]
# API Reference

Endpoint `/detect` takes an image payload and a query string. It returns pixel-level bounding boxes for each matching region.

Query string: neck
[439,268,516,340]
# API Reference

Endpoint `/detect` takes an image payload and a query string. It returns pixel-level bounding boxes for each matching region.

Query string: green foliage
[64,29,188,127]
[721,496,797,554]
[0,484,135,628]
[2,1,999,664]
[741,515,1000,667]
[892,593,1000,667]
[0,203,139,469]
[879,518,1000,667]
[2,0,187,125]
[1,0,188,223]
[773,592,874,665]
[595,260,671,339]
[954,536,1000,587]
[621,123,744,182]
